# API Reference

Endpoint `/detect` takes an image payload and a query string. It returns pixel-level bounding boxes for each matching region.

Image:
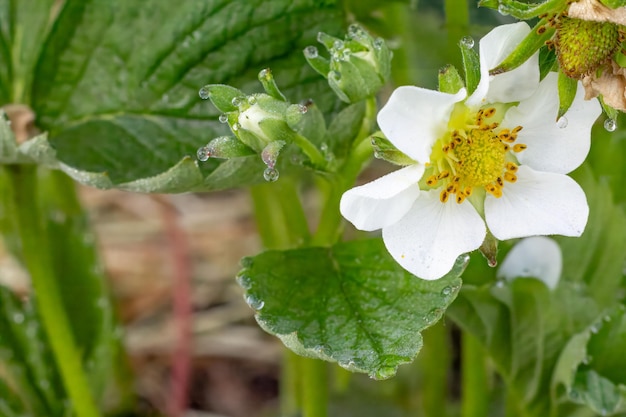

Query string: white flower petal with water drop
[502,73,601,174]
[497,236,563,290]
[340,22,601,280]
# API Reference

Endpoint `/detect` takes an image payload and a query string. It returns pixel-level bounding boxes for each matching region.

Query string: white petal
[502,72,601,174]
[377,86,466,163]
[466,22,539,108]
[485,165,589,240]
[382,190,485,280]
[340,164,424,231]
[497,236,562,290]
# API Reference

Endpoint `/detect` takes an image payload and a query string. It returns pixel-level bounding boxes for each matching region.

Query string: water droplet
[569,389,579,399]
[590,324,599,333]
[329,70,341,80]
[247,96,257,105]
[236,274,253,290]
[232,122,240,132]
[197,146,210,161]
[218,114,228,123]
[198,86,210,100]
[231,97,242,107]
[441,286,452,296]
[460,36,475,49]
[320,143,329,153]
[498,4,509,15]
[373,151,382,159]
[263,167,279,182]
[333,40,344,50]
[244,294,264,310]
[348,23,363,38]
[557,116,568,128]
[298,104,308,114]
[424,308,442,325]
[240,257,254,268]
[604,315,612,322]
[304,45,318,59]
[495,280,505,288]
[373,37,385,49]
[258,68,270,79]
[12,312,24,324]
[604,118,617,132]
[371,366,396,380]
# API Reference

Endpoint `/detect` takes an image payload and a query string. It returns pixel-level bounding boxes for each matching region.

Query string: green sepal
[558,70,578,119]
[258,118,297,144]
[460,42,480,95]
[258,68,287,101]
[599,0,626,8]
[371,133,416,166]
[490,18,555,75]
[286,101,326,145]
[203,84,245,113]
[480,0,568,19]
[303,50,331,78]
[539,47,559,80]
[599,96,621,121]
[438,65,465,94]
[317,31,341,50]
[202,136,255,159]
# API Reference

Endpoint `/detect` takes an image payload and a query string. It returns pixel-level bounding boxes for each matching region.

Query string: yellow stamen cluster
[426,107,526,204]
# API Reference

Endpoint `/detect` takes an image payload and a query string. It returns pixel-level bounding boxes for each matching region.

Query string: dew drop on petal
[244,294,264,310]
[460,36,474,48]
[263,167,279,182]
[304,45,318,59]
[604,118,617,132]
[557,116,568,129]
[198,86,210,99]
[218,114,228,123]
[197,146,210,161]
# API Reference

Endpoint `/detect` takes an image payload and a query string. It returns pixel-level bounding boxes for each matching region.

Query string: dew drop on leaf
[557,116,568,129]
[244,294,265,310]
[198,86,210,100]
[197,146,210,161]
[441,286,452,296]
[263,167,279,182]
[460,36,474,48]
[371,366,396,380]
[236,274,253,290]
[604,118,617,132]
[218,114,228,123]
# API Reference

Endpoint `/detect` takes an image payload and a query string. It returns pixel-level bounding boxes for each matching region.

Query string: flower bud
[305,24,392,103]
[235,94,294,152]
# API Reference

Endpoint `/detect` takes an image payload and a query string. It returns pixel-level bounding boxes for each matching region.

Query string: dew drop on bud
[232,122,240,132]
[231,97,242,107]
[460,36,474,48]
[498,4,509,15]
[347,23,363,38]
[373,37,385,49]
[248,96,257,105]
[556,116,568,129]
[218,114,228,123]
[197,146,210,161]
[198,86,210,99]
[258,68,269,79]
[304,45,318,59]
[333,40,344,50]
[604,118,617,132]
[263,167,279,182]
[298,104,308,114]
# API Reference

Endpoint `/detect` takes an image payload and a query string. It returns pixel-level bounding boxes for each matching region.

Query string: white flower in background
[340,22,601,280]
[497,236,563,290]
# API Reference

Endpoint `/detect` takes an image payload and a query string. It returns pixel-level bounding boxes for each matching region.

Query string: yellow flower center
[425,104,526,204]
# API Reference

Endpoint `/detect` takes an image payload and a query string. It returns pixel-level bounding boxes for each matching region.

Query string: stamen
[464,186,473,196]
[456,193,467,204]
[483,107,496,118]
[513,143,527,152]
[504,172,518,183]
[437,170,450,179]
[505,162,518,172]
[512,126,523,134]
[440,190,450,203]
[426,175,438,186]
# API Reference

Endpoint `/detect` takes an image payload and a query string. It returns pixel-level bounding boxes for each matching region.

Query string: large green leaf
[0,0,345,192]
[238,238,466,379]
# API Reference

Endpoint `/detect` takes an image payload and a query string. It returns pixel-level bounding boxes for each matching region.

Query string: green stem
[301,357,329,417]
[293,132,327,169]
[461,331,489,417]
[420,321,451,417]
[6,165,99,417]
[281,350,301,417]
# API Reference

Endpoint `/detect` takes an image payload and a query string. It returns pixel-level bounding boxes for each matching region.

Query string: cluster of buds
[303,24,392,103]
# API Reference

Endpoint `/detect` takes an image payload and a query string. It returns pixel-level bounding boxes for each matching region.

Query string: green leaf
[438,64,465,95]
[479,0,568,20]
[6,0,345,192]
[557,71,578,120]
[489,18,555,76]
[599,0,626,8]
[238,238,466,379]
